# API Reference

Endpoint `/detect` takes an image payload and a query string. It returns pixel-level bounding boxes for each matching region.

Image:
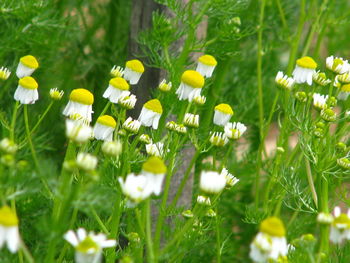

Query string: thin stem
[10,101,20,141]
[306,159,318,207]
[215,211,221,263]
[30,101,54,135]
[145,199,155,263]
[90,205,109,234]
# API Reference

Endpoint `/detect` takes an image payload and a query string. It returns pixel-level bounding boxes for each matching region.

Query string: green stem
[10,101,20,141]
[145,199,155,263]
[30,101,54,135]
[91,205,109,234]
[100,101,111,116]
[215,210,221,263]
[20,239,35,263]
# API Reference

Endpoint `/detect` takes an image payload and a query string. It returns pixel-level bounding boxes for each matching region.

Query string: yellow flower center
[19,76,38,90]
[332,58,344,71]
[126,59,145,73]
[20,55,39,69]
[181,70,205,88]
[333,214,350,227]
[0,206,18,227]
[215,104,234,115]
[296,56,317,69]
[341,84,350,92]
[198,55,217,66]
[317,72,326,79]
[69,89,94,105]
[109,77,130,90]
[142,156,167,174]
[97,115,116,128]
[260,217,286,237]
[144,99,163,114]
[76,236,99,253]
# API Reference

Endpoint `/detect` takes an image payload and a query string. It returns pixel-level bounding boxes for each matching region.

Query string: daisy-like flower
[206,209,217,218]
[158,79,172,92]
[320,108,336,122]
[64,228,116,263]
[184,113,199,128]
[103,77,130,104]
[76,153,98,171]
[337,84,350,101]
[166,121,187,134]
[193,95,206,105]
[16,55,39,78]
[0,205,20,253]
[337,157,350,169]
[197,195,211,206]
[118,94,137,110]
[313,93,328,110]
[124,59,144,85]
[166,121,177,132]
[213,104,234,126]
[312,71,331,87]
[221,168,239,188]
[118,173,152,206]
[200,171,226,194]
[336,73,350,85]
[275,71,294,90]
[146,142,164,157]
[292,56,317,85]
[93,115,116,141]
[0,66,11,80]
[65,114,93,143]
[0,138,18,154]
[224,122,247,140]
[110,65,124,78]
[123,117,141,133]
[141,156,167,196]
[182,210,194,218]
[250,217,288,263]
[63,89,94,123]
[138,99,163,129]
[101,140,122,157]
[139,134,152,144]
[317,212,334,225]
[329,206,350,244]
[14,76,39,104]
[176,70,205,101]
[196,54,217,78]
[210,132,228,147]
[49,88,64,100]
[326,56,350,74]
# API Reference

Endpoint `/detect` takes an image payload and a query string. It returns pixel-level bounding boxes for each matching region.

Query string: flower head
[224,122,247,140]
[329,206,350,244]
[93,115,116,141]
[320,108,336,122]
[326,56,350,74]
[124,59,144,85]
[16,55,39,78]
[50,88,64,100]
[200,171,226,194]
[197,195,211,206]
[210,132,228,147]
[158,79,172,92]
[221,168,239,188]
[313,71,331,86]
[138,99,163,129]
[139,134,152,144]
[213,104,234,126]
[119,173,152,206]
[146,142,164,157]
[101,140,122,157]
[292,56,317,85]
[184,113,199,128]
[141,156,167,196]
[0,66,11,80]
[103,77,130,104]
[338,84,350,101]
[313,93,328,110]
[118,94,137,110]
[14,76,39,104]
[0,138,18,154]
[196,55,217,78]
[193,95,206,105]
[123,117,141,133]
[65,114,93,143]
[0,205,20,253]
[63,89,94,122]
[275,71,294,90]
[76,153,98,172]
[337,157,350,169]
[176,70,205,101]
[110,65,124,78]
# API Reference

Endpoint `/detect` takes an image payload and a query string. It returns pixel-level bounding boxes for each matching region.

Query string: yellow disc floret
[76,236,99,253]
[19,76,38,90]
[341,84,350,92]
[199,55,217,66]
[109,77,130,90]
[142,156,167,174]
[126,59,145,73]
[20,55,39,69]
[215,103,234,115]
[97,115,117,128]
[0,206,19,227]
[70,88,94,105]
[296,56,317,69]
[144,99,163,114]
[333,214,350,228]
[260,217,286,237]
[181,70,205,88]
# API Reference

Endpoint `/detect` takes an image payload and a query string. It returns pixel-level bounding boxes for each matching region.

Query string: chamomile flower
[93,115,116,141]
[103,77,130,104]
[200,171,226,194]
[0,138,18,154]
[336,73,350,84]
[275,71,294,90]
[76,153,98,172]
[184,113,199,128]
[0,66,11,80]
[321,108,336,122]
[118,173,152,206]
[166,121,187,134]
[141,156,167,196]
[326,56,350,74]
[63,89,94,123]
[0,205,20,253]
[292,56,317,85]
[146,142,164,157]
[158,79,172,92]
[210,132,228,147]
[224,122,247,140]
[65,114,93,143]
[313,71,331,86]
[337,84,350,101]
[110,65,124,78]
[123,117,141,133]
[213,104,234,126]
[16,55,39,78]
[49,88,64,100]
[197,195,211,206]
[193,95,206,105]
[317,212,334,225]
[176,70,205,101]
[101,140,122,157]
[138,99,163,129]
[337,157,350,169]
[124,59,144,85]
[221,168,239,188]
[196,54,217,78]
[14,76,39,104]
[329,206,350,244]
[313,93,328,110]
[139,134,152,144]
[118,94,137,110]
[64,228,116,263]
[250,217,288,263]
